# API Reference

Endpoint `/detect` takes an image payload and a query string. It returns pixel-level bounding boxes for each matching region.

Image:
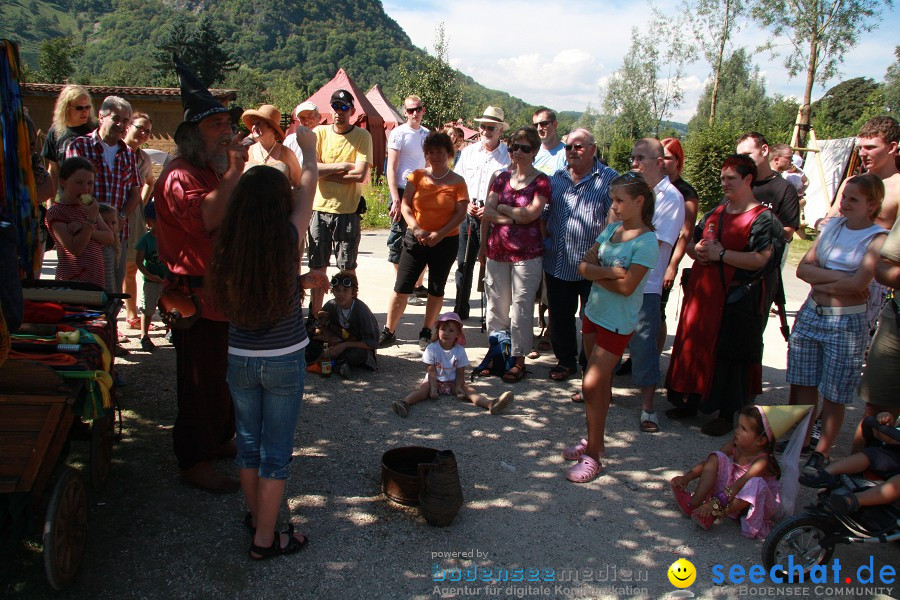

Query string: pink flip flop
[563,439,589,461]
[566,455,603,483]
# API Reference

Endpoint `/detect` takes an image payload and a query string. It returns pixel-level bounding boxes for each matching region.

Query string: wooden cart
[0,360,91,590]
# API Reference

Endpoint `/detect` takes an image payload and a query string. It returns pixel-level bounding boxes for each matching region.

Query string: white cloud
[383,0,899,123]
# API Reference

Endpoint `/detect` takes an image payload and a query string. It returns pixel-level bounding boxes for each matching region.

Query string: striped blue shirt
[542,159,618,281]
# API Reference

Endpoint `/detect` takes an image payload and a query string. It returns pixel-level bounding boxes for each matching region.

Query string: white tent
[801,137,856,226]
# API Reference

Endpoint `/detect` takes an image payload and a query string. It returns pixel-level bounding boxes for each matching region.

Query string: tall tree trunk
[709,0,732,125]
[797,29,819,148]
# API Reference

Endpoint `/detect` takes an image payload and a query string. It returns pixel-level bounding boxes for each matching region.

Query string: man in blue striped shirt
[542,129,618,381]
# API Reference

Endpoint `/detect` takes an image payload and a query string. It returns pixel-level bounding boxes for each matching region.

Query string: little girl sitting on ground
[392,312,513,417]
[670,405,809,539]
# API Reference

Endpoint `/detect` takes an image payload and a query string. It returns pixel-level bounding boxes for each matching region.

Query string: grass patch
[360,174,391,230]
[787,227,817,265]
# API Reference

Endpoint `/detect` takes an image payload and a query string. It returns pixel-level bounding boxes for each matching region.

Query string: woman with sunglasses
[42,84,96,192]
[122,112,157,330]
[478,126,550,382]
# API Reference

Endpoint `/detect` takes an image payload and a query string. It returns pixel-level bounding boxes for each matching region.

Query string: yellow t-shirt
[313,125,373,214]
[406,170,467,234]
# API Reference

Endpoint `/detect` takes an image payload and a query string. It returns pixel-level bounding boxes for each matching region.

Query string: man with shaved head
[542,128,619,383]
[621,138,684,431]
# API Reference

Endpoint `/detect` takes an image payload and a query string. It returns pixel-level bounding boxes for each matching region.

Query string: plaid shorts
[786,300,868,405]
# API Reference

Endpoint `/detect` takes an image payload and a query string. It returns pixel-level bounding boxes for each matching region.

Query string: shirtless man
[823,116,899,230]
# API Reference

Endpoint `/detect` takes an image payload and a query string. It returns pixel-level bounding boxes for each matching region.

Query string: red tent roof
[303,68,387,176]
[365,84,404,131]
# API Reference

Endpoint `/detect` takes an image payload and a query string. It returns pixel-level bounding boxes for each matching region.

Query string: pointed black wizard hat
[174,54,228,123]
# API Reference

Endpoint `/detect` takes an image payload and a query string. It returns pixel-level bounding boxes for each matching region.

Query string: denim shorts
[226,349,306,480]
[786,300,868,405]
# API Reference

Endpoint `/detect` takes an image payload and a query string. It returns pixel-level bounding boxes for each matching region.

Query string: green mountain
[1,0,538,125]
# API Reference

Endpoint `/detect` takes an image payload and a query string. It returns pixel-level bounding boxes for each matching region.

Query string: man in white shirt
[624,138,684,433]
[452,106,511,319]
[385,95,429,277]
[284,101,320,165]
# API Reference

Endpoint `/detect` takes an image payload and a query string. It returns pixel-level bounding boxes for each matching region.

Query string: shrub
[361,172,391,230]
[683,120,743,214]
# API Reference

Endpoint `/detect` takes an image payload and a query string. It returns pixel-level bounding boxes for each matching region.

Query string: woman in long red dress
[665,155,782,437]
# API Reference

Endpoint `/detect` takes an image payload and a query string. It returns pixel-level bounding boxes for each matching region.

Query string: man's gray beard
[209,151,228,175]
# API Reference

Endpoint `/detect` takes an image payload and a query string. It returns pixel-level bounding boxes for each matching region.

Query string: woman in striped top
[207,126,326,560]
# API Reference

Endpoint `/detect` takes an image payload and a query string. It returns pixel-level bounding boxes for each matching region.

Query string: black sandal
[249,525,308,560]
[243,511,255,535]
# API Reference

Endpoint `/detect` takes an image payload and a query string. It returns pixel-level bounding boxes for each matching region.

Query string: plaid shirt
[66,129,140,239]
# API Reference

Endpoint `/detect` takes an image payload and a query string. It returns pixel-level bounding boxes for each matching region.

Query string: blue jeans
[629,293,662,387]
[227,350,306,480]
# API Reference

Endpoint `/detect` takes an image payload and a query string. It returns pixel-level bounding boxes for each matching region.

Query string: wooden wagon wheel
[43,468,88,591]
[90,413,114,490]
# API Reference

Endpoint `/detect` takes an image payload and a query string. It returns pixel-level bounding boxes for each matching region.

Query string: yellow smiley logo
[668,558,696,588]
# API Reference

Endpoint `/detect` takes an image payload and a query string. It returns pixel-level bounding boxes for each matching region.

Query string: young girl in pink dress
[670,405,785,539]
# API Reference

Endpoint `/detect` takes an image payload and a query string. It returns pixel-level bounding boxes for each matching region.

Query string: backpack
[471,330,515,380]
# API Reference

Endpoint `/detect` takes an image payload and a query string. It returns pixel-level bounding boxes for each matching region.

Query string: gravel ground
[3,230,898,600]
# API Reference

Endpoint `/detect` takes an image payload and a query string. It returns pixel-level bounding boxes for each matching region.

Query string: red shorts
[582,316,633,357]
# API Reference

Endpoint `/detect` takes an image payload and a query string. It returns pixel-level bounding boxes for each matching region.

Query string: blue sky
[382,0,899,123]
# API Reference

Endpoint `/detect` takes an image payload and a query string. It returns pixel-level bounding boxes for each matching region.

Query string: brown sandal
[502,365,526,383]
[549,365,576,381]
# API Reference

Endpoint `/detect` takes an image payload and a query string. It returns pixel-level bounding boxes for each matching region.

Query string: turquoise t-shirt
[583,222,659,335]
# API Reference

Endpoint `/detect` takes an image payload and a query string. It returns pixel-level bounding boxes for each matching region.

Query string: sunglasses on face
[510,143,534,153]
[331,102,352,112]
[405,106,424,114]
[479,124,497,132]
[330,276,355,288]
[132,124,151,135]
[533,120,554,128]
[629,155,647,163]
[565,143,586,151]
[72,104,91,111]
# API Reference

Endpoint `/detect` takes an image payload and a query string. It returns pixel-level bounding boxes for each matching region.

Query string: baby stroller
[762,473,900,576]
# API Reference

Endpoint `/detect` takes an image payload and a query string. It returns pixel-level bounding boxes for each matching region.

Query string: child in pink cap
[392,312,513,417]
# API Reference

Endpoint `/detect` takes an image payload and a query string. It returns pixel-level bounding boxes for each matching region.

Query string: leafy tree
[153,20,195,86]
[223,66,272,108]
[602,15,695,138]
[191,16,237,85]
[683,120,744,213]
[37,36,83,83]
[885,46,900,114]
[750,0,893,146]
[395,23,462,130]
[811,77,881,138]
[683,0,745,124]
[688,49,771,132]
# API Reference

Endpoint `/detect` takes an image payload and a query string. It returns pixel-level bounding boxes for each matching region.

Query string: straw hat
[241,105,285,141]
[474,106,509,131]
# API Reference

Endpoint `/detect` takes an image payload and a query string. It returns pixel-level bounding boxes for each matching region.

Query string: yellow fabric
[313,125,373,214]
[758,405,812,440]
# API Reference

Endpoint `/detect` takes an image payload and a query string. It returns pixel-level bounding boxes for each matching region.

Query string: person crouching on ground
[307,270,379,378]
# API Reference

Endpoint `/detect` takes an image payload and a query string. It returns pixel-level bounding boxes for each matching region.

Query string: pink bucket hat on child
[434,312,466,346]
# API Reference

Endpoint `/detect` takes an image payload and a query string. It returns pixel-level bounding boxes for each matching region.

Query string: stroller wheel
[763,514,839,577]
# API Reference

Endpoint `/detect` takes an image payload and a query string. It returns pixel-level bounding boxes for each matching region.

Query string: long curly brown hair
[208,166,299,330]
